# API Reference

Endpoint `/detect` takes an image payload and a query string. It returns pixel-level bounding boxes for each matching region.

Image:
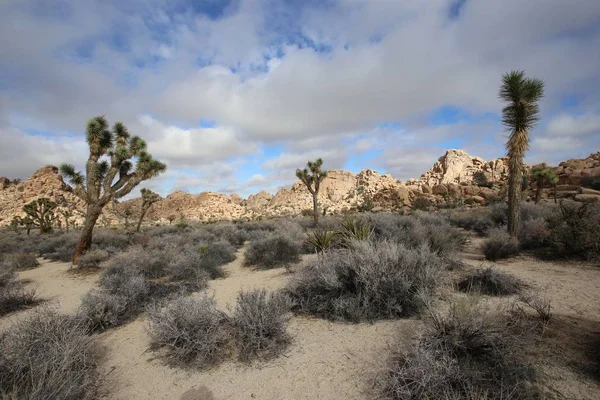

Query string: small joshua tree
[14,216,34,235]
[60,210,74,233]
[10,217,20,234]
[167,214,176,225]
[60,116,166,264]
[114,201,135,230]
[296,158,328,225]
[135,189,161,232]
[531,165,558,204]
[22,198,57,234]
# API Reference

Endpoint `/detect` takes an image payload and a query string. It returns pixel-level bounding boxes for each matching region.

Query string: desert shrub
[381,299,539,400]
[447,210,495,236]
[518,217,551,249]
[482,228,520,261]
[165,247,211,285]
[412,197,432,211]
[473,171,492,188]
[79,266,151,331]
[206,223,248,247]
[198,240,236,277]
[547,201,600,260]
[518,291,552,322]
[175,229,217,247]
[77,249,110,269]
[0,262,38,316]
[287,240,446,322]
[0,233,43,255]
[37,232,79,261]
[92,229,130,250]
[102,245,173,278]
[305,229,339,253]
[582,176,600,191]
[2,252,39,270]
[0,308,99,400]
[366,213,464,258]
[458,267,524,296]
[244,235,301,269]
[147,294,231,366]
[233,289,292,361]
[490,203,508,225]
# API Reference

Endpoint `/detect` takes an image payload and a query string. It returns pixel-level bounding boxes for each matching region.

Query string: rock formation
[1,150,598,228]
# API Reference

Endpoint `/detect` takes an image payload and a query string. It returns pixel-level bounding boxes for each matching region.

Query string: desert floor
[3,238,600,400]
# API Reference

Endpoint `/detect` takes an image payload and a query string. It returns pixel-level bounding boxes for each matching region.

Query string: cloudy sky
[1,0,599,198]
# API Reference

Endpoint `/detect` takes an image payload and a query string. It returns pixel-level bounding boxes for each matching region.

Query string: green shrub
[412,197,432,211]
[547,201,600,260]
[305,229,339,253]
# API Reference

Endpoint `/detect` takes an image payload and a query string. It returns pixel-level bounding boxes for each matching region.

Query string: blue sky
[1,0,599,198]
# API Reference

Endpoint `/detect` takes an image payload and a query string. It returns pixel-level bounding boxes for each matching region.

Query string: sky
[1,0,599,198]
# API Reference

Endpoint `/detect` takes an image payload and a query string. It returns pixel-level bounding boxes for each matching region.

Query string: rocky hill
[1,150,599,228]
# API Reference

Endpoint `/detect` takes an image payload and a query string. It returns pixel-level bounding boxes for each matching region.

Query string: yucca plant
[306,230,339,254]
[499,70,545,238]
[339,217,373,245]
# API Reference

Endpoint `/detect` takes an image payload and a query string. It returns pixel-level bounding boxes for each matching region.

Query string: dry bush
[380,298,540,400]
[458,267,525,296]
[102,245,173,278]
[518,217,551,249]
[0,308,99,400]
[2,252,39,270]
[447,210,495,236]
[79,266,150,331]
[547,201,600,260]
[518,291,552,322]
[77,249,110,269]
[287,240,446,322]
[206,223,248,247]
[233,289,292,361]
[165,247,211,285]
[37,232,79,261]
[482,228,520,261]
[0,262,38,316]
[198,241,236,277]
[365,212,465,258]
[244,234,301,269]
[147,294,231,367]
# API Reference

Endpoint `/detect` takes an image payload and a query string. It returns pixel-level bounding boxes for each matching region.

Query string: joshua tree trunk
[136,209,147,232]
[534,179,543,204]
[73,205,102,264]
[312,192,319,225]
[507,155,522,238]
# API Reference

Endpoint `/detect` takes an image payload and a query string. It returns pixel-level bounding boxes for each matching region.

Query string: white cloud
[546,113,600,137]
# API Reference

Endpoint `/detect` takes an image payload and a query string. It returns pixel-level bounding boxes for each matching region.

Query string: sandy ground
[3,239,600,399]
[97,248,411,400]
[463,235,600,400]
[0,258,98,331]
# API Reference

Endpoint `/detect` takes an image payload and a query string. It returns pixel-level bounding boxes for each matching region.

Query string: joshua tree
[167,214,176,225]
[61,116,166,264]
[10,217,20,234]
[113,201,135,230]
[531,165,558,204]
[14,216,34,235]
[499,70,544,238]
[22,198,57,234]
[296,158,328,225]
[135,189,161,232]
[60,210,74,233]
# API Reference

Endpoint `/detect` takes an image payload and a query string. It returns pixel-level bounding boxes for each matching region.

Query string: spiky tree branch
[136,188,161,232]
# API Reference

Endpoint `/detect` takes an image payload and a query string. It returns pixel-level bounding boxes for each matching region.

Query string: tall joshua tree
[135,189,161,232]
[499,70,544,238]
[296,158,328,225]
[61,116,166,264]
[531,165,558,204]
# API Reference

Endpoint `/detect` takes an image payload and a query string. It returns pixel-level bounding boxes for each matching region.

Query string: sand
[3,239,600,399]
